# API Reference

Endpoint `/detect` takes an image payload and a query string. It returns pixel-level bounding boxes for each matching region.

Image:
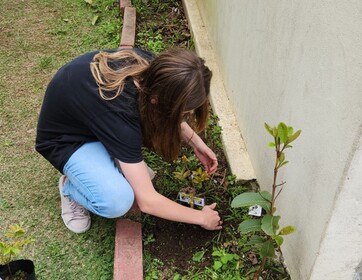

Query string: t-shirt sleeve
[87,110,143,163]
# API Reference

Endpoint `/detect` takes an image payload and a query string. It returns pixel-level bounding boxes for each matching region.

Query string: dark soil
[144,220,215,270]
[141,136,235,267]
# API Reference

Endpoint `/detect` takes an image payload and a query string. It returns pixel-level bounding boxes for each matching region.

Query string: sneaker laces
[66,197,89,220]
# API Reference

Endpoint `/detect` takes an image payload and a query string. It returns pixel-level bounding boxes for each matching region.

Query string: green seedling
[0,224,33,279]
[173,155,209,187]
[231,122,301,279]
[177,190,205,208]
[211,248,241,272]
[192,250,206,262]
[173,155,208,208]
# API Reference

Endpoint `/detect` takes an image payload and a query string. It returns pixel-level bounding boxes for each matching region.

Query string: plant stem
[270,145,280,212]
[253,256,267,280]
[7,262,13,279]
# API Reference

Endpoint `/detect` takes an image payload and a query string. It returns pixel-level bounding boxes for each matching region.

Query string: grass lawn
[1,0,125,278]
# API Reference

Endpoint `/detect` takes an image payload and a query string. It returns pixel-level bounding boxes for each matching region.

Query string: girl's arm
[180,122,218,174]
[118,160,222,230]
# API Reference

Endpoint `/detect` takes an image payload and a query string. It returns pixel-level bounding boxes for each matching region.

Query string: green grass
[0,0,122,279]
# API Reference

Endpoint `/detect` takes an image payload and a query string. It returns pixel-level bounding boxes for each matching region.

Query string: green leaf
[231,191,272,211]
[12,226,25,238]
[192,250,205,262]
[173,168,190,180]
[3,247,11,255]
[9,247,20,255]
[212,250,222,257]
[273,235,284,246]
[277,122,288,143]
[287,126,294,136]
[247,235,264,246]
[91,15,99,26]
[279,161,289,168]
[279,225,297,235]
[268,142,276,148]
[264,123,274,136]
[272,127,278,138]
[260,240,275,257]
[287,130,301,144]
[220,255,229,264]
[225,254,233,262]
[213,260,222,270]
[279,152,285,164]
[238,219,262,234]
[261,214,280,236]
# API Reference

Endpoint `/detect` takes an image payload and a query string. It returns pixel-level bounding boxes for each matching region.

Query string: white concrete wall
[184,0,362,279]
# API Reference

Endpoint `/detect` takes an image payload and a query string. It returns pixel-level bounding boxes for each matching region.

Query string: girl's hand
[180,122,218,174]
[201,203,223,230]
[193,144,218,174]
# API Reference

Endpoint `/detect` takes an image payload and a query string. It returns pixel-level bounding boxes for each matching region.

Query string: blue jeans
[62,142,135,218]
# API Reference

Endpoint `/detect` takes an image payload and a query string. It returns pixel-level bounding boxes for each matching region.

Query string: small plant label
[177,192,205,207]
[248,204,262,217]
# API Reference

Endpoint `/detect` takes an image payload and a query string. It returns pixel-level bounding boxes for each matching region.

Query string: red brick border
[119,3,136,49]
[119,0,132,12]
[114,2,143,279]
[120,7,136,49]
[114,219,143,280]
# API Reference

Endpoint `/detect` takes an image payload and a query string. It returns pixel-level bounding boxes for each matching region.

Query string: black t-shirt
[35,49,155,173]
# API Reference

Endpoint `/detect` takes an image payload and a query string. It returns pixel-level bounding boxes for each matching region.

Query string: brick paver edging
[113,1,143,279]
[114,219,143,280]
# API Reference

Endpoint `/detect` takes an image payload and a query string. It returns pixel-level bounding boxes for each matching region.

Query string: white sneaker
[58,176,91,233]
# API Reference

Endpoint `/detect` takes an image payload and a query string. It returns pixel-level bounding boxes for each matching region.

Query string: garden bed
[132,1,291,279]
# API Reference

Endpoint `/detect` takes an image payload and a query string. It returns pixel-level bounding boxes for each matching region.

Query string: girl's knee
[95,185,135,218]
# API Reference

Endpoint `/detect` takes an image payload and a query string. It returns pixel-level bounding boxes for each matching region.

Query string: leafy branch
[0,223,33,279]
[231,122,301,279]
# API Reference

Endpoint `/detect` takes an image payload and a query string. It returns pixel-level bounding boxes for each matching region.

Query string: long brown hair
[90,49,149,100]
[90,48,212,160]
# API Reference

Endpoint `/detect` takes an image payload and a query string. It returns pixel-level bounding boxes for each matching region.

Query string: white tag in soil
[177,192,205,207]
[248,204,262,217]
